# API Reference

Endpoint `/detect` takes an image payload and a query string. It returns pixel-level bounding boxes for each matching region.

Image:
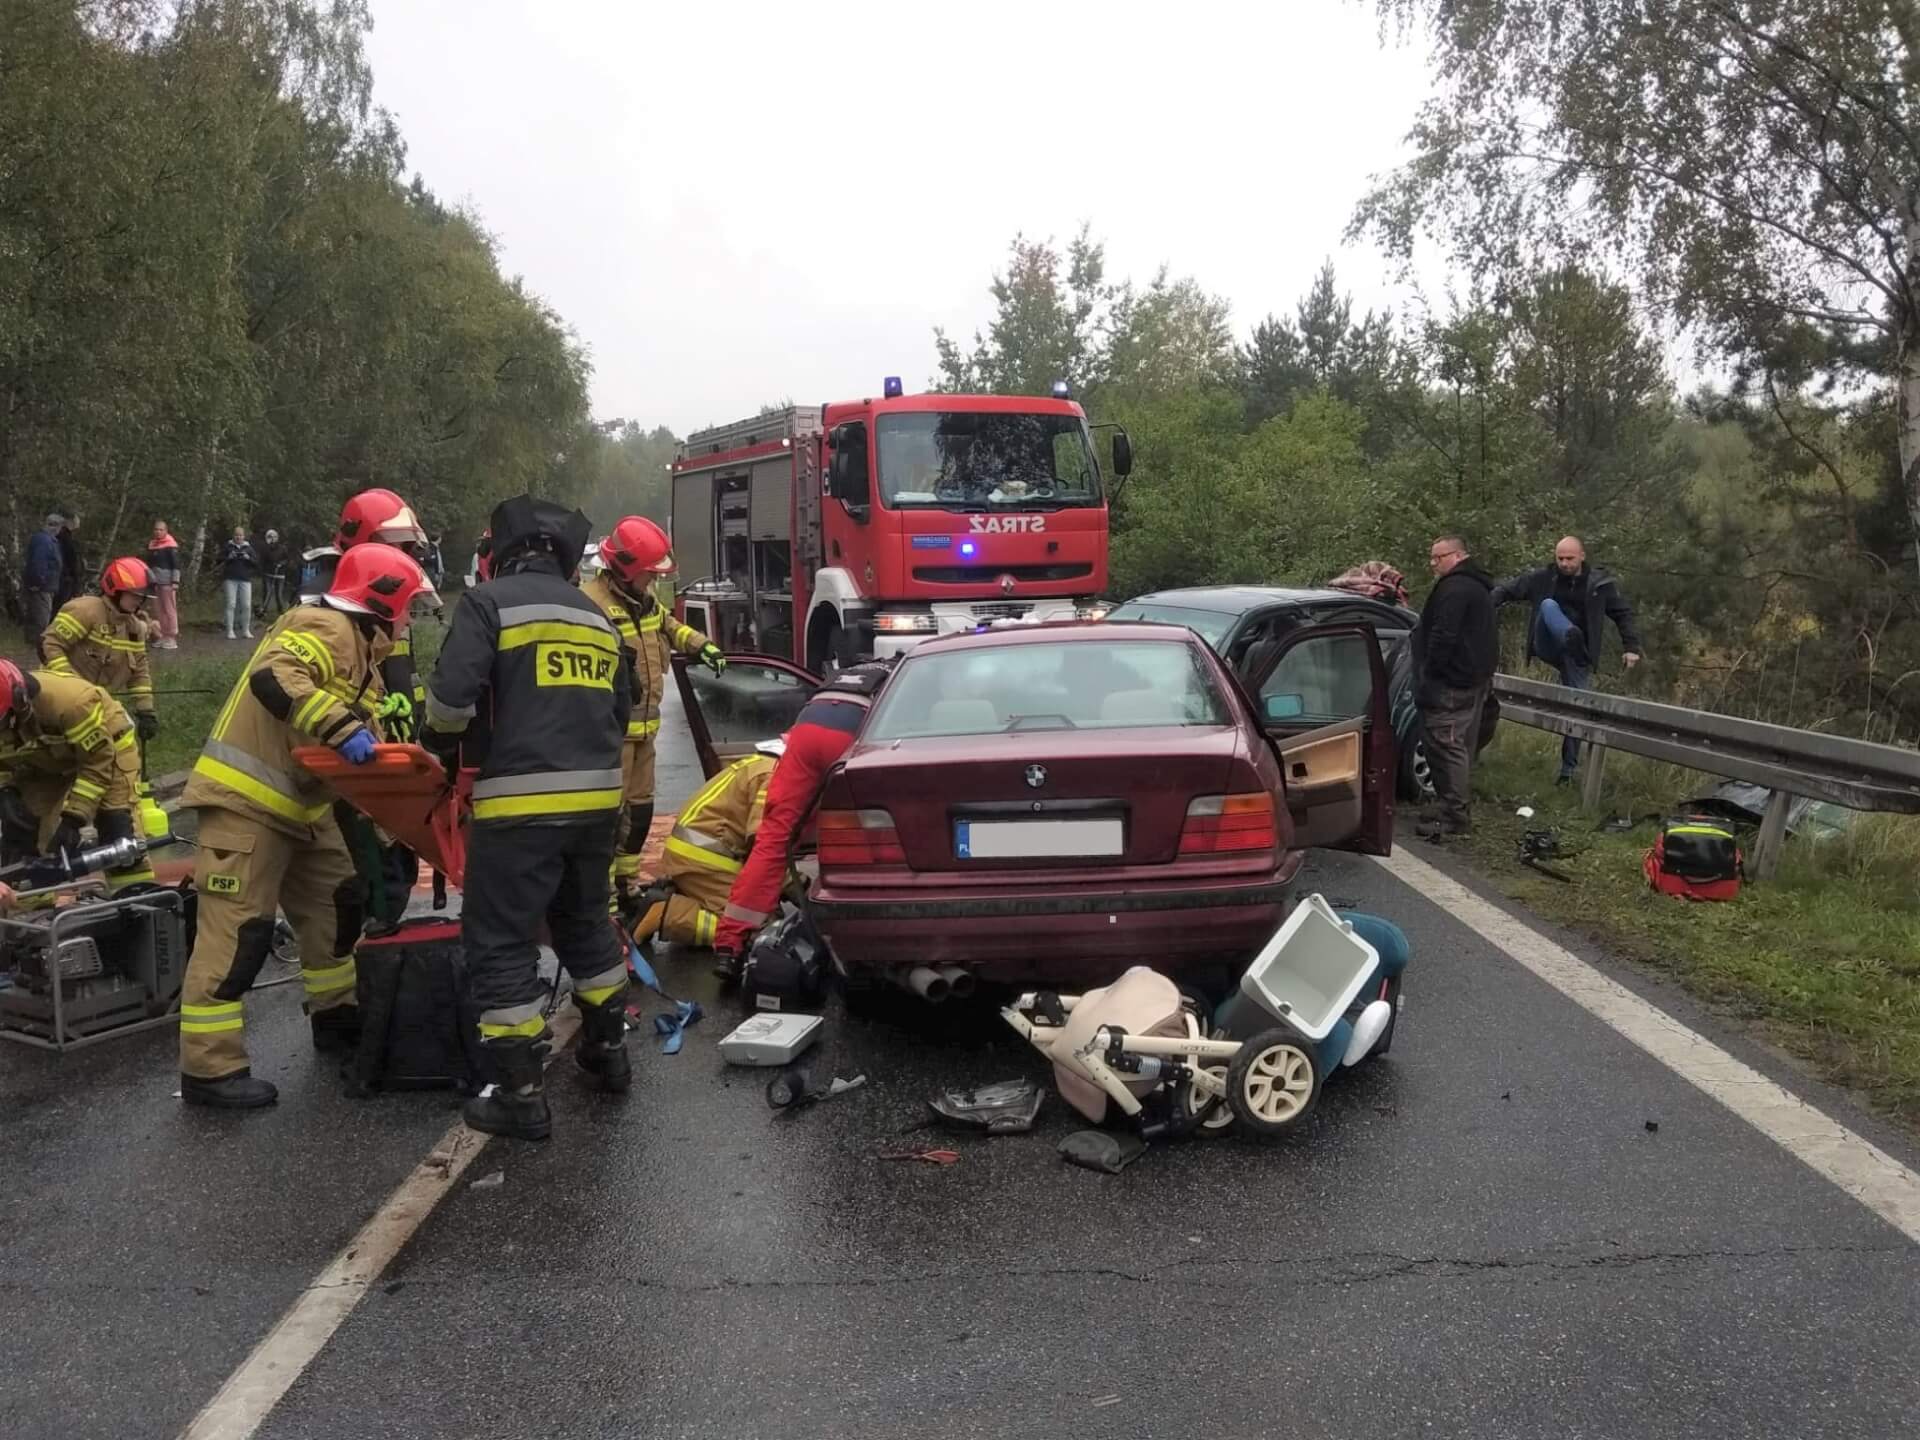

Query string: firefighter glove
[135,711,160,742]
[50,814,84,858]
[698,643,728,676]
[421,725,461,769]
[335,728,378,765]
[376,691,417,741]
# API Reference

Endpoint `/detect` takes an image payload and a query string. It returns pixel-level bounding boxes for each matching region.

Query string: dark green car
[1107,586,1434,802]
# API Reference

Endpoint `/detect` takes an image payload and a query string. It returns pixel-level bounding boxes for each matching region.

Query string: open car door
[671,652,824,779]
[1244,622,1395,856]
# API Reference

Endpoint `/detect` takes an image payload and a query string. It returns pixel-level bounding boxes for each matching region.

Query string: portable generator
[0,837,187,1052]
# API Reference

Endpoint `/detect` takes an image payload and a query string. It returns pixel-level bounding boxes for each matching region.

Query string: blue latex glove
[335,728,377,765]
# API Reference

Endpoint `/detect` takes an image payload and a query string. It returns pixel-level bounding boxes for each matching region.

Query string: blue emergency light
[883,376,904,399]
[960,540,977,557]
[1050,379,1071,399]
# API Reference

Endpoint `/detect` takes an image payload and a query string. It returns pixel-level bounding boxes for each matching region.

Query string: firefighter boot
[624,880,674,947]
[573,986,633,1095]
[181,1070,279,1109]
[310,1005,362,1054]
[462,1035,552,1141]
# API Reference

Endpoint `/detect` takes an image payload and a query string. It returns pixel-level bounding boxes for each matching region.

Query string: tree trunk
[1901,316,1920,588]
[187,436,222,589]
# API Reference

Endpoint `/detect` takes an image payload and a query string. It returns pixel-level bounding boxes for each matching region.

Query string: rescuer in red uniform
[708,662,892,980]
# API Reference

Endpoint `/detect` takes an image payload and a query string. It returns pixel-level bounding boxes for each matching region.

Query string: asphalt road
[3,687,1917,1439]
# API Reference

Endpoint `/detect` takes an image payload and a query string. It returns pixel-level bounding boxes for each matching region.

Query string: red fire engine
[669,380,1131,669]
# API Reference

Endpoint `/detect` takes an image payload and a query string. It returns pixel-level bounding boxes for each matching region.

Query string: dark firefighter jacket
[423,557,633,825]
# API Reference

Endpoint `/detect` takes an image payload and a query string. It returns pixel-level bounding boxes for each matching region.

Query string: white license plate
[955,818,1124,860]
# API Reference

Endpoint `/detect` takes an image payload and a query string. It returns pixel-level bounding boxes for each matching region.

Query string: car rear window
[866,639,1231,739]
[1102,602,1235,649]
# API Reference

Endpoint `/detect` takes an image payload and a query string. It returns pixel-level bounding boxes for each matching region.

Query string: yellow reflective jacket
[42,595,154,716]
[183,605,388,837]
[580,575,709,744]
[662,754,775,882]
[0,671,140,824]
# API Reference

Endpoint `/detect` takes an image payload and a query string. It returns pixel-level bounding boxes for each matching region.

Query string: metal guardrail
[1490,673,1920,879]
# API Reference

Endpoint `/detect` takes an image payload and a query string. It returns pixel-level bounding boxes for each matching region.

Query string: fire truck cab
[671,383,1130,670]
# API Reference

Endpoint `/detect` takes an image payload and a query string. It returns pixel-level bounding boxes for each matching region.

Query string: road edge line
[1373,847,1920,1245]
[176,1008,583,1440]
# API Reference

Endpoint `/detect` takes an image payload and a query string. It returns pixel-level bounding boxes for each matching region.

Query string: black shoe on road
[182,1070,279,1109]
[1417,816,1470,841]
[575,1043,632,1094]
[463,1089,552,1141]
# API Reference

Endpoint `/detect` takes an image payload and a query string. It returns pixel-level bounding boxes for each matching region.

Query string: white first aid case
[717,1012,824,1067]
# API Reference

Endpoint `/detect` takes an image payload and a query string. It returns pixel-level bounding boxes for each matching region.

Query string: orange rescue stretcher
[292,743,470,886]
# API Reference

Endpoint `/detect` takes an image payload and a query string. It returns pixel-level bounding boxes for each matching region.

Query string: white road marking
[176,1008,583,1440]
[1376,846,1920,1245]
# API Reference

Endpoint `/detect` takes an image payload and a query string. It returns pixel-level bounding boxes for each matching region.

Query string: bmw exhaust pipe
[935,965,975,1000]
[901,966,950,1004]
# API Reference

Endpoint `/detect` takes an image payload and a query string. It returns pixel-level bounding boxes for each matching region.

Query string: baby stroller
[1002,896,1407,1139]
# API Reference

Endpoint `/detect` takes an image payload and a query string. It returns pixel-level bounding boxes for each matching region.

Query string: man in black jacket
[1494,537,1643,783]
[1416,534,1498,839]
[422,494,635,1143]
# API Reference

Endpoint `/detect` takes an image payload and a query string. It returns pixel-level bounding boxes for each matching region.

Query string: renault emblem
[999,573,1017,595]
[1025,764,1047,789]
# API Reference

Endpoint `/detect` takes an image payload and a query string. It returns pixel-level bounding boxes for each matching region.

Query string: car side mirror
[1110,428,1133,478]
[1264,693,1305,721]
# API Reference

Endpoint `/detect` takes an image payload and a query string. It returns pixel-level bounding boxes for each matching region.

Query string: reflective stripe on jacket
[662,754,775,880]
[182,606,387,835]
[579,575,709,741]
[424,560,632,825]
[41,595,155,714]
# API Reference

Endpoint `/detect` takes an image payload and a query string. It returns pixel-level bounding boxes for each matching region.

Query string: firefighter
[628,751,776,955]
[176,543,432,1109]
[708,663,893,981]
[327,488,436,725]
[40,556,159,741]
[580,516,725,914]
[0,658,146,892]
[326,489,439,924]
[421,495,634,1143]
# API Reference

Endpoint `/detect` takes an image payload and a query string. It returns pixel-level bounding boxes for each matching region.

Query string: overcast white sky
[362,2,1435,434]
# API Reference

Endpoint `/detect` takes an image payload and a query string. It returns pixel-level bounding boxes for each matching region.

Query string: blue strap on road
[625,939,703,1053]
[652,1002,701,1055]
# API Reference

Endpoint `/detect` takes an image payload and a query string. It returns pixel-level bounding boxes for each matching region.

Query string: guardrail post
[1748,790,1793,882]
[1579,745,1607,813]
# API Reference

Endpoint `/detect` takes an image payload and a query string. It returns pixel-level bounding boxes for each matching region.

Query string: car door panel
[671,651,822,779]
[1245,623,1395,856]
[1274,716,1365,847]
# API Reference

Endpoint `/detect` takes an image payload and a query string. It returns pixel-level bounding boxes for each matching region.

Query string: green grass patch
[145,650,246,776]
[1458,728,1920,1126]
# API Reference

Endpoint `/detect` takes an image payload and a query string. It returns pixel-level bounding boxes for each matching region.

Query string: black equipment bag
[348,918,486,1095]
[741,905,827,1013]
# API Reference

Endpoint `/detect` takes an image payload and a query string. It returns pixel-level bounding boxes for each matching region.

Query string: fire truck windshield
[875,412,1102,510]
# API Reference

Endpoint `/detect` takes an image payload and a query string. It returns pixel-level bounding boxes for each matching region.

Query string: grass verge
[1452,727,1920,1127]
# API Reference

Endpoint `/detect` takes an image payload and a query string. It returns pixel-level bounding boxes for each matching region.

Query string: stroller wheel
[1183,1061,1235,1135]
[1226,1029,1320,1134]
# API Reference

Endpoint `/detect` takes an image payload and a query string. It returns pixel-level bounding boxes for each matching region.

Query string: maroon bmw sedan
[674,621,1394,993]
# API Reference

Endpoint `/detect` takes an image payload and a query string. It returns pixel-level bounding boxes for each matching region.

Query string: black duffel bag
[348,918,487,1096]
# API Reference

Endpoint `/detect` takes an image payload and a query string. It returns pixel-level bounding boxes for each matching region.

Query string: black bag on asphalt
[348,918,486,1095]
[741,905,827,1013]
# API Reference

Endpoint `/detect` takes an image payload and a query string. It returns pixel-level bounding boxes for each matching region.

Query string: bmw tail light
[1179,793,1277,856]
[817,809,906,866]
